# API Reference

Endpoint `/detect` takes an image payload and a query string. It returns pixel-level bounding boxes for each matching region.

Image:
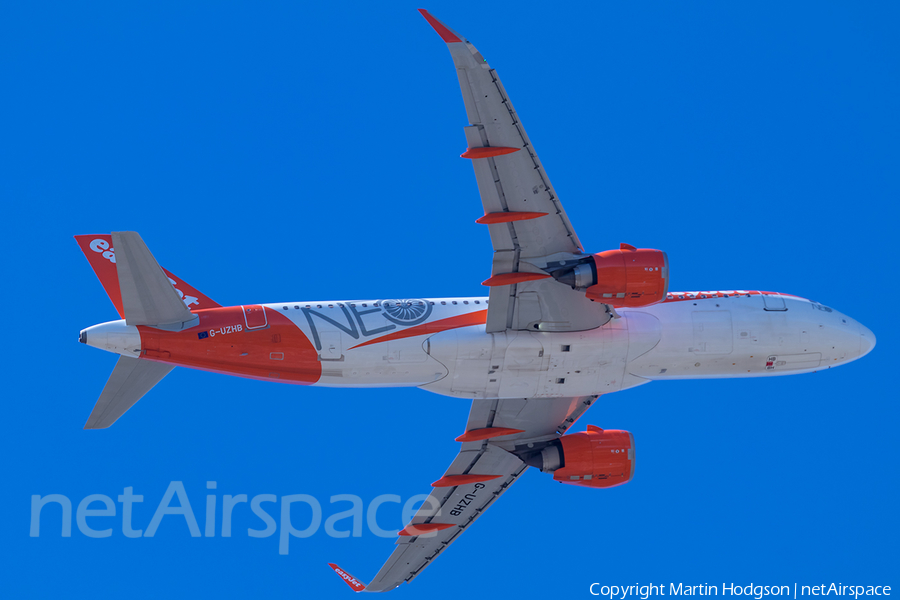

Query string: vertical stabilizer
[75,233,221,320]
[75,235,125,317]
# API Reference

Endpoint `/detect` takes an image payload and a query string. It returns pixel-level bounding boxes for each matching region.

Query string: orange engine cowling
[552,245,668,308]
[527,426,635,489]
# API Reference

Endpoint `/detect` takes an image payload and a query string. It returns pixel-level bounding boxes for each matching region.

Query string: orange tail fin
[75,234,221,317]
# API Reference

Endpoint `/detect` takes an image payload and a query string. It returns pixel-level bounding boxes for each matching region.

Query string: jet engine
[552,244,668,308]
[525,426,635,489]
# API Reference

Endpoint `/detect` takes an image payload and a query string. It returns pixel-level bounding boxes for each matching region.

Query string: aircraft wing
[419,10,612,333]
[336,395,598,593]
[364,442,526,593]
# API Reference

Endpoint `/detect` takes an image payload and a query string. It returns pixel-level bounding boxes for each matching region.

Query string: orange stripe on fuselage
[137,306,322,384]
[348,310,487,350]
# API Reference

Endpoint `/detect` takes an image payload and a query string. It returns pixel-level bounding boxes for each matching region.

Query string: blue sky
[1,1,898,597]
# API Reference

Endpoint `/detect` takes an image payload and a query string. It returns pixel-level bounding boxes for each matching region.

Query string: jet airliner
[76,10,875,593]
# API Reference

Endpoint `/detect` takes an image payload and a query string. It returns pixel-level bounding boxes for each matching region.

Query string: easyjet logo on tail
[89,238,116,263]
[166,277,199,307]
[88,238,199,308]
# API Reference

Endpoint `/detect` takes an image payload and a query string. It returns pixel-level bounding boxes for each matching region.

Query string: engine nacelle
[553,245,668,308]
[528,426,635,489]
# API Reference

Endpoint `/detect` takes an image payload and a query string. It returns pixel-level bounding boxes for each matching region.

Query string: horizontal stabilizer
[112,231,195,326]
[84,356,174,429]
[75,234,221,317]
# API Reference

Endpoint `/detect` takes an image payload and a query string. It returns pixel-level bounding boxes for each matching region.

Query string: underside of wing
[364,442,526,593]
[330,11,652,594]
[353,394,599,593]
[419,10,614,333]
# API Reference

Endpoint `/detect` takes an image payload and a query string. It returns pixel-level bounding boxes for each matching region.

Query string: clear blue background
[2,1,897,597]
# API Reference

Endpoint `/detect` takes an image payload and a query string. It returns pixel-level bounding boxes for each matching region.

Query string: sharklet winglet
[418,9,463,43]
[328,563,368,592]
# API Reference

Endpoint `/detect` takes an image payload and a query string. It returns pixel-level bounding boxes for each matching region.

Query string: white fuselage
[82,292,874,397]
[250,292,874,398]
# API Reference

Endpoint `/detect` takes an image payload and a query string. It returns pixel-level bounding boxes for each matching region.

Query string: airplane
[76,9,875,594]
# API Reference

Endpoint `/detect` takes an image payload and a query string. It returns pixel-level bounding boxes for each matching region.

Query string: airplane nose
[79,329,87,344]
[858,322,876,357]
